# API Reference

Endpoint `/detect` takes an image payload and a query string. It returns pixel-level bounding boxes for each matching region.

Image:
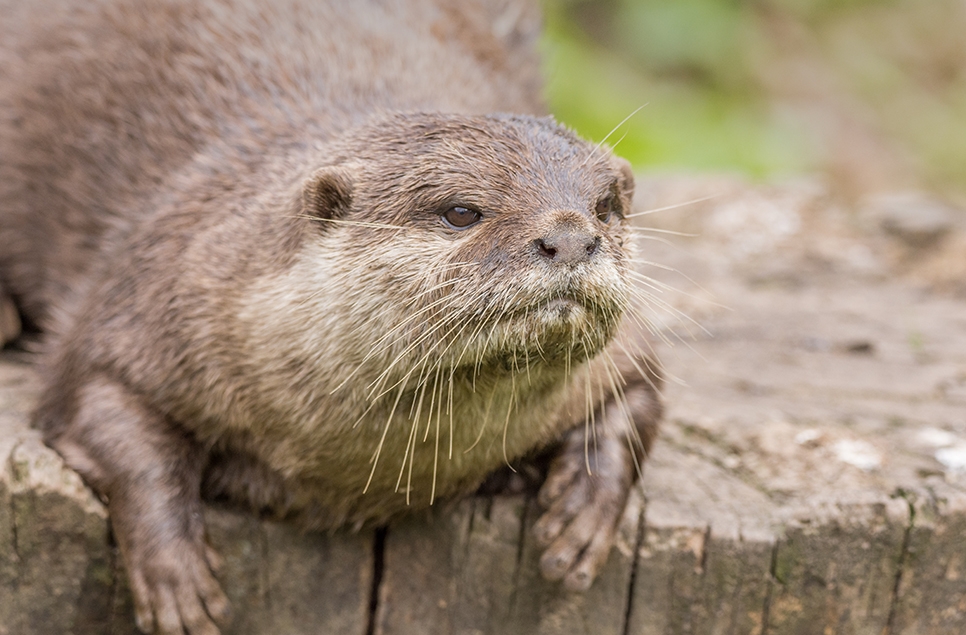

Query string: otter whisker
[523,306,532,386]
[400,353,435,504]
[620,290,684,348]
[608,130,629,153]
[565,341,572,379]
[364,372,412,494]
[599,351,648,483]
[368,310,474,404]
[623,234,677,249]
[380,318,466,498]
[366,306,461,410]
[408,355,434,424]
[394,395,422,498]
[296,216,409,231]
[583,354,594,476]
[626,271,676,299]
[611,329,673,392]
[361,317,448,401]
[364,307,467,400]
[403,302,489,461]
[464,388,498,454]
[624,194,718,219]
[463,286,520,378]
[614,290,672,345]
[626,261,725,305]
[501,363,518,471]
[422,362,442,444]
[423,288,492,374]
[330,293,461,394]
[427,260,479,272]
[581,103,648,168]
[428,362,444,502]
[590,334,606,457]
[624,280,711,336]
[425,312,483,461]
[627,226,698,238]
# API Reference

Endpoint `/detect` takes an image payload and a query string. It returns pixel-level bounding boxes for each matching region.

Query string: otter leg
[534,375,661,591]
[41,377,229,635]
[0,283,21,346]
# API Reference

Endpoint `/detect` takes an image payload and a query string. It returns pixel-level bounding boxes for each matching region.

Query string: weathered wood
[377,494,639,635]
[890,485,966,635]
[376,497,522,635]
[3,433,112,635]
[506,495,638,635]
[206,510,374,635]
[766,501,907,635]
[628,444,777,635]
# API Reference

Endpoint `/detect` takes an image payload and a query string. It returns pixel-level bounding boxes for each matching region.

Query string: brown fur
[0,1,662,633]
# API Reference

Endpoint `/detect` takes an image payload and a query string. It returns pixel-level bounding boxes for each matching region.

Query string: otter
[0,1,662,634]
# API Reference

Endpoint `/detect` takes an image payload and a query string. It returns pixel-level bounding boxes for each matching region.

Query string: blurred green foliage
[541,0,966,196]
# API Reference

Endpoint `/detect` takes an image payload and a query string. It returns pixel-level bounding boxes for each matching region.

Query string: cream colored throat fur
[230,240,588,518]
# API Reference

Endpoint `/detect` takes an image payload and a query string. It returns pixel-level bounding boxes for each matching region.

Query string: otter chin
[490,297,618,367]
[535,295,616,334]
[457,295,617,376]
[0,1,664,632]
[543,297,582,316]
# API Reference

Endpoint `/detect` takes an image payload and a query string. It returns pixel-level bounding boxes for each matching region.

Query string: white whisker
[625,194,718,219]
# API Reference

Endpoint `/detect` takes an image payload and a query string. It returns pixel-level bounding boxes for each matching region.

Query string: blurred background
[540,0,966,206]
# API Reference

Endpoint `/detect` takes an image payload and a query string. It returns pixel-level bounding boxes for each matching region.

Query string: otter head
[296,113,635,388]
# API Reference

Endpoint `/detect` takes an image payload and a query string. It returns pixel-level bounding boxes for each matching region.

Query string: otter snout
[533,216,601,265]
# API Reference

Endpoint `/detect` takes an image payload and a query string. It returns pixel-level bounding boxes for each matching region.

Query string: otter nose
[533,228,601,265]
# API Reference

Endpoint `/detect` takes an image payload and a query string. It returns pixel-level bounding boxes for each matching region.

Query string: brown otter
[0,1,662,633]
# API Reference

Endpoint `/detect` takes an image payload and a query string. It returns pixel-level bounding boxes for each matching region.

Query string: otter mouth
[443,293,620,375]
[526,285,613,319]
[486,281,623,334]
[534,297,586,322]
[433,279,625,373]
[542,297,580,313]
[509,292,619,348]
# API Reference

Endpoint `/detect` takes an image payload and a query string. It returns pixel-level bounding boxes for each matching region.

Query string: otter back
[0,0,543,329]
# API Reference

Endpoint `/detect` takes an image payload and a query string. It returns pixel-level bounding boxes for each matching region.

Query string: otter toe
[535,431,634,589]
[128,540,230,635]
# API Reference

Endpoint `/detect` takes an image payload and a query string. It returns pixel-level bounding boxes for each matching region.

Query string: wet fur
[0,0,662,632]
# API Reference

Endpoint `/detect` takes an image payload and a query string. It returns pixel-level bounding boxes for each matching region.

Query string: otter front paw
[0,286,21,346]
[533,433,634,591]
[127,539,230,635]
[39,376,231,634]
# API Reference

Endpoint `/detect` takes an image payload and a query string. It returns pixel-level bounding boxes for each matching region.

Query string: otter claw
[535,433,633,590]
[128,542,229,635]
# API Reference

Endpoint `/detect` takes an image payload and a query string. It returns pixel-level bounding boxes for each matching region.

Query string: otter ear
[302,166,354,222]
[612,156,635,200]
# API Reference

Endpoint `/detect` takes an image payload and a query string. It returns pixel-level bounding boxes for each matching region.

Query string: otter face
[299,113,634,383]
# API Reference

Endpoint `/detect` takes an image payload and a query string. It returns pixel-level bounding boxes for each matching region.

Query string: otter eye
[595,197,614,223]
[442,206,482,230]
